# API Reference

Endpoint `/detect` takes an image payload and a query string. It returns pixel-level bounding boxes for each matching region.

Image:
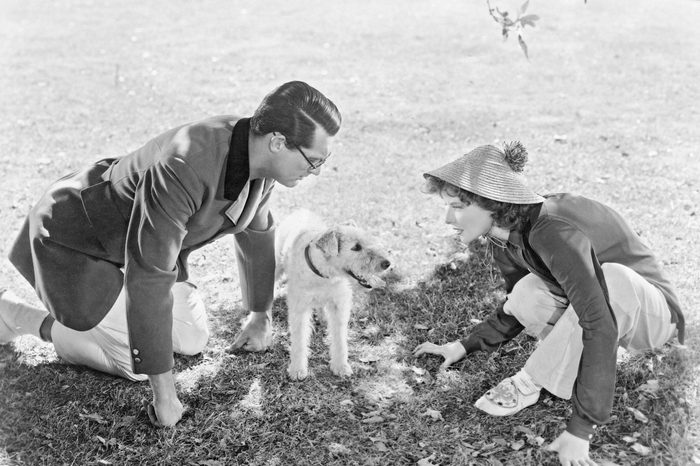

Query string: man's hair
[250,81,342,148]
[423,175,537,230]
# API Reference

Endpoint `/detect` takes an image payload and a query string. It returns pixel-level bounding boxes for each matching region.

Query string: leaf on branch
[519,14,540,28]
[519,0,529,14]
[518,35,529,59]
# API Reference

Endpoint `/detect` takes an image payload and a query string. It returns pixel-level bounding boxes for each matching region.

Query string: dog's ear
[315,229,340,257]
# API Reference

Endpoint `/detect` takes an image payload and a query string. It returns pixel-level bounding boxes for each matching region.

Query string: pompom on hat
[423,142,545,205]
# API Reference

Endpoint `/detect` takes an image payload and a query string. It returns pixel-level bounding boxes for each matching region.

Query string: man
[0,81,341,427]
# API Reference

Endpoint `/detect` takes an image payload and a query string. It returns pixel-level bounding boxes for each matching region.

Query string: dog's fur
[275,210,391,380]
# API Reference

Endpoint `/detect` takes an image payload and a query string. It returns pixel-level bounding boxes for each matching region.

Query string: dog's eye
[351,243,362,252]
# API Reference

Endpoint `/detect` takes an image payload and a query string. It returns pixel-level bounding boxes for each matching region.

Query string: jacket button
[134,357,142,363]
[132,349,140,356]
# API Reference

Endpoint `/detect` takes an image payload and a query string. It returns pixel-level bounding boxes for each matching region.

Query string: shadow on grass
[0,244,695,465]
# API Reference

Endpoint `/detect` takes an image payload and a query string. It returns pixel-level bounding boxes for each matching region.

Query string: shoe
[474,373,540,416]
[0,289,19,344]
[0,290,48,344]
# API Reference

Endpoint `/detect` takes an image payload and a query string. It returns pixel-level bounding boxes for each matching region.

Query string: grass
[1,0,699,464]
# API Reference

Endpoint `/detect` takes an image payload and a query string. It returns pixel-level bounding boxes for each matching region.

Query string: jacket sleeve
[460,245,527,354]
[124,156,203,375]
[233,185,276,313]
[530,219,618,440]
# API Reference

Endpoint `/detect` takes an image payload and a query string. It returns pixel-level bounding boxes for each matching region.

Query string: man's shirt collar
[224,117,251,201]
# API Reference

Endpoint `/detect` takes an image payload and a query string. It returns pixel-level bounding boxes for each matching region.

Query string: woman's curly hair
[422,175,538,231]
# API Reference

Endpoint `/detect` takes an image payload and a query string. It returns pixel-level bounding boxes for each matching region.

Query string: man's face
[441,191,494,243]
[273,126,333,188]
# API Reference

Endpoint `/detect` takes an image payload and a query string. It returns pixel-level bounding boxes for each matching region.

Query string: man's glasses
[296,145,331,171]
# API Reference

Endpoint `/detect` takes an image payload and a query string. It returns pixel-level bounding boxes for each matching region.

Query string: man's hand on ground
[147,370,185,427]
[230,310,272,352]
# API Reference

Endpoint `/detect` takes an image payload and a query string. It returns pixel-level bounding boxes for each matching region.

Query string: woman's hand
[545,431,597,466]
[413,340,467,369]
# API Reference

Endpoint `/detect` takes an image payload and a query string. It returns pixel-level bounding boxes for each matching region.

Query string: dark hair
[423,175,537,231]
[250,81,342,149]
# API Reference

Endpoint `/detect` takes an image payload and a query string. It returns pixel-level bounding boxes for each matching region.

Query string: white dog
[275,210,391,380]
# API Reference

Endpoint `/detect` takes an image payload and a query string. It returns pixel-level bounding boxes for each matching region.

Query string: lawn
[1,0,699,464]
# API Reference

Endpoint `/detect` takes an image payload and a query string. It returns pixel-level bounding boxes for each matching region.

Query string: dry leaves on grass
[636,379,660,395]
[630,443,651,456]
[417,453,438,466]
[422,408,443,421]
[327,442,351,455]
[625,406,649,423]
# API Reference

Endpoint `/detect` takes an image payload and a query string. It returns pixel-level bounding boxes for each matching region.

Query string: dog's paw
[330,361,353,377]
[287,365,309,381]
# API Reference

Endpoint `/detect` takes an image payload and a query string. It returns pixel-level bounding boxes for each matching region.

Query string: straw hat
[423,142,544,204]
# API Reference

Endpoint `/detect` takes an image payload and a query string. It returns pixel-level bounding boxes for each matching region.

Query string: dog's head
[313,225,391,289]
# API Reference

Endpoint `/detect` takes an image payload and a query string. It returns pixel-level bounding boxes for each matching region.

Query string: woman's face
[441,191,494,243]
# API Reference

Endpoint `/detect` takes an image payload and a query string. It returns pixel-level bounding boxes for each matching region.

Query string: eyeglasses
[296,145,331,172]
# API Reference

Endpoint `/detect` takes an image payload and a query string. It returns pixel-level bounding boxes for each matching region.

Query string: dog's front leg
[325,294,353,377]
[287,294,314,381]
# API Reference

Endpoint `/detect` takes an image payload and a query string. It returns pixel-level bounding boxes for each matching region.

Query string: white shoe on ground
[474,370,541,416]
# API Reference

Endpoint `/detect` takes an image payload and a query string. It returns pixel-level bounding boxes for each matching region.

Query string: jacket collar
[508,201,544,249]
[223,117,251,201]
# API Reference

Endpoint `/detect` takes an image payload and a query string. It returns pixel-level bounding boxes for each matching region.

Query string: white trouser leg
[505,264,675,399]
[52,282,209,382]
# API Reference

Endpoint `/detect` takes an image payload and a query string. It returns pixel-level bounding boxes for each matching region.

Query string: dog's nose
[380,260,391,270]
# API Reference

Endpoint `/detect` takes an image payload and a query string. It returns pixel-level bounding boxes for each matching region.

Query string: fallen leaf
[413,323,430,330]
[362,416,384,424]
[493,437,508,447]
[626,407,649,423]
[622,435,636,443]
[411,366,426,375]
[631,442,651,456]
[636,379,660,394]
[417,454,437,466]
[327,443,351,455]
[79,413,107,424]
[359,355,380,363]
[513,425,535,436]
[374,441,388,452]
[510,439,525,450]
[339,399,354,407]
[422,408,443,421]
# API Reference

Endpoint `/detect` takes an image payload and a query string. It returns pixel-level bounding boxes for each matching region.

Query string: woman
[413,142,684,465]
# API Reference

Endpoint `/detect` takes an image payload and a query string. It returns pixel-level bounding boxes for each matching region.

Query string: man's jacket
[10,116,275,375]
